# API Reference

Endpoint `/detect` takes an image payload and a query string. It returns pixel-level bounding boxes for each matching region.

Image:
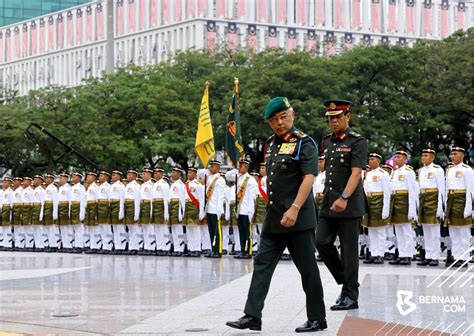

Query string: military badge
[373,176,380,182]
[427,172,434,179]
[455,171,463,178]
[278,143,296,155]
[398,175,405,181]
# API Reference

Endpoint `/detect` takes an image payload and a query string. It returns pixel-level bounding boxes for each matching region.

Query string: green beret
[264,97,291,121]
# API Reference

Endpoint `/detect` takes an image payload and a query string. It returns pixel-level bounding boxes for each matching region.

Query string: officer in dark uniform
[315,99,367,311]
[226,97,326,333]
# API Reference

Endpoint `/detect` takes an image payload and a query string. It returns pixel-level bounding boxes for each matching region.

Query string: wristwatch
[341,191,350,200]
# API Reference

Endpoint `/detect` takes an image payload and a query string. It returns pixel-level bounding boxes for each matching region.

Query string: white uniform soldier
[313,156,326,215]
[184,167,205,257]
[43,174,60,250]
[152,168,170,255]
[97,171,113,253]
[389,151,418,265]
[84,172,100,252]
[110,170,126,253]
[11,177,25,249]
[70,172,86,252]
[1,177,14,249]
[124,169,141,254]
[221,178,235,254]
[380,164,396,259]
[31,175,47,250]
[169,167,186,256]
[363,153,391,265]
[197,169,213,253]
[22,177,34,249]
[140,168,155,254]
[225,160,258,259]
[58,173,72,250]
[253,163,268,254]
[445,146,473,267]
[417,149,446,267]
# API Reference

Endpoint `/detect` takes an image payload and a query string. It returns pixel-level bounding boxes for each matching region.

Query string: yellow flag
[195,83,215,166]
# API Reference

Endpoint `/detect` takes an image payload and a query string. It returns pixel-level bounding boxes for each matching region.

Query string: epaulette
[405,166,413,171]
[461,163,470,168]
[348,130,361,137]
[266,134,274,143]
[433,164,441,168]
[323,133,331,139]
[292,129,307,139]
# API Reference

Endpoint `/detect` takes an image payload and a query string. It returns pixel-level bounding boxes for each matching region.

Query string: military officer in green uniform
[227,97,326,333]
[315,99,367,311]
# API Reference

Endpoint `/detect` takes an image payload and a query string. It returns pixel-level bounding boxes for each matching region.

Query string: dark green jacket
[262,127,318,234]
[319,128,368,219]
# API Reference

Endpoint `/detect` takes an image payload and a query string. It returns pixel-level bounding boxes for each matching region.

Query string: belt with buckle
[366,192,384,197]
[448,189,466,194]
[392,190,408,195]
[420,188,438,194]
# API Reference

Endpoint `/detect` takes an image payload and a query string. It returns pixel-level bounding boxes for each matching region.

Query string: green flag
[225,78,244,166]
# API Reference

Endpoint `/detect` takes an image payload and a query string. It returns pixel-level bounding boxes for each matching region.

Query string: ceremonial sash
[205,176,220,211]
[185,182,199,208]
[257,177,269,202]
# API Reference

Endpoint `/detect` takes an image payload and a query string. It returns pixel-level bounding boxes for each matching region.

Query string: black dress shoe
[417,259,431,266]
[229,250,239,256]
[330,296,358,311]
[221,249,228,255]
[128,250,138,255]
[295,318,327,333]
[84,249,99,254]
[188,251,201,257]
[383,252,395,260]
[157,250,168,256]
[428,259,439,266]
[316,255,323,261]
[372,256,384,264]
[389,258,401,265]
[173,251,183,257]
[454,260,468,267]
[205,252,221,258]
[226,314,262,331]
[363,256,375,264]
[399,257,411,265]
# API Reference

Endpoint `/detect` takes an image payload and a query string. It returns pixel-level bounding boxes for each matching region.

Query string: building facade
[1,0,472,96]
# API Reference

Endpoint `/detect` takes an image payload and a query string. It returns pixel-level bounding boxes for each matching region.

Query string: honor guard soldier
[313,156,326,216]
[445,146,473,267]
[168,167,186,256]
[70,172,86,252]
[12,177,24,249]
[225,159,258,259]
[220,172,234,255]
[417,149,446,267]
[97,171,113,253]
[184,167,205,257]
[388,151,419,265]
[110,170,126,254]
[204,160,225,258]
[43,174,60,251]
[22,177,34,250]
[84,172,99,252]
[58,173,72,250]
[152,168,170,256]
[125,169,141,254]
[227,97,326,332]
[363,153,391,265]
[315,99,367,312]
[1,177,14,250]
[253,163,268,254]
[140,168,155,255]
[382,164,393,176]
[31,175,46,251]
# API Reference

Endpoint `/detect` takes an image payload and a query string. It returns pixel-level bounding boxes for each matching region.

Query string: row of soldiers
[0,160,274,259]
[313,146,473,268]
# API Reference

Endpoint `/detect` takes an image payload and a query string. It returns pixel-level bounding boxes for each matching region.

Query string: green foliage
[1,29,473,175]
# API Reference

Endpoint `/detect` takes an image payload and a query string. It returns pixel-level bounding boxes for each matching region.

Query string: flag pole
[203,80,209,212]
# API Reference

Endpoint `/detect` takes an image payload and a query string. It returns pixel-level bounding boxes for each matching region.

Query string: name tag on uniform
[455,171,463,178]
[372,176,380,182]
[427,172,434,179]
[278,143,296,155]
[398,175,405,181]
[336,147,351,152]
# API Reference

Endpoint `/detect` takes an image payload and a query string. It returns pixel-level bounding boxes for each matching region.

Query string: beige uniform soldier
[152,168,170,255]
[125,169,141,253]
[140,168,155,254]
[169,167,186,256]
[445,146,473,267]
[253,163,268,254]
[220,178,235,254]
[58,174,72,249]
[97,171,113,252]
[12,178,24,249]
[22,177,34,249]
[1,177,14,249]
[110,170,126,253]
[84,172,100,251]
[389,151,418,265]
[417,149,446,267]
[363,153,391,265]
[43,174,60,250]
[313,156,326,215]
[70,173,86,251]
[31,176,46,250]
[184,167,205,257]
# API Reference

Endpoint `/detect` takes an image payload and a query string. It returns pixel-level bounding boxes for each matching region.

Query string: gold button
[329,180,332,183]
[277,145,281,148]
[282,159,285,162]
[332,151,335,153]
[330,165,333,168]
[331,158,334,160]
[274,154,277,157]
[272,162,275,166]
[269,182,273,185]
[329,187,333,190]
[271,172,274,175]
[329,172,332,175]
[270,191,273,195]
[269,201,273,204]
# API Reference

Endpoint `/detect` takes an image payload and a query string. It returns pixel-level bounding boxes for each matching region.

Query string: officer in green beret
[227,97,326,333]
[315,99,368,311]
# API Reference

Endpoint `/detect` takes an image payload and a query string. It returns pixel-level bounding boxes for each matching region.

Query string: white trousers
[394,223,415,257]
[113,224,128,250]
[171,225,185,252]
[2,226,13,248]
[0,227,4,247]
[186,225,201,252]
[232,226,241,252]
[128,225,142,251]
[45,225,61,248]
[14,225,25,248]
[252,224,261,252]
[200,225,211,251]
[100,224,114,250]
[221,226,231,250]
[60,226,74,248]
[154,224,170,251]
[88,226,102,249]
[73,224,84,248]
[368,227,387,257]
[421,224,441,260]
[450,226,471,260]
[33,225,45,249]
[25,226,35,248]
[142,224,156,251]
[385,225,395,252]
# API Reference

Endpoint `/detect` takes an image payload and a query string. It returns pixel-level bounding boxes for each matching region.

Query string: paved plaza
[0,252,472,335]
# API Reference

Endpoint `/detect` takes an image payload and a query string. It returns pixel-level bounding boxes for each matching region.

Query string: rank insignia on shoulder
[278,143,297,155]
[293,130,307,138]
[289,138,298,143]
[348,130,361,137]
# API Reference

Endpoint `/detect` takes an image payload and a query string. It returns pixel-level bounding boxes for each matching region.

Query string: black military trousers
[244,229,326,321]
[315,217,361,301]
[237,215,251,255]
[206,213,222,254]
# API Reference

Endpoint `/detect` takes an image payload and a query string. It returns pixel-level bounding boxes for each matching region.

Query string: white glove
[382,210,390,220]
[436,210,444,220]
[408,213,417,221]
[464,210,472,219]
[249,211,255,222]
[178,213,183,223]
[53,215,58,221]
[225,212,230,221]
[217,211,222,219]
[118,215,124,220]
